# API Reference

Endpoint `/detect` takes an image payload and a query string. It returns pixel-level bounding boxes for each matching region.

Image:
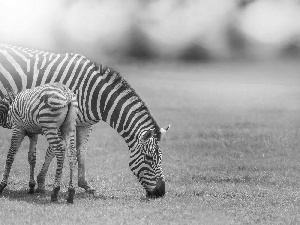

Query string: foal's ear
[0,96,4,105]
[5,88,16,103]
[141,129,155,141]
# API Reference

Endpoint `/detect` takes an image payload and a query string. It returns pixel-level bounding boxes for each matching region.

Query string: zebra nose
[155,177,165,196]
[146,177,165,198]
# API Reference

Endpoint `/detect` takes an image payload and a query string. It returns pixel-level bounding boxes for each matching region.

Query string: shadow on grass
[0,188,107,205]
[1,188,52,205]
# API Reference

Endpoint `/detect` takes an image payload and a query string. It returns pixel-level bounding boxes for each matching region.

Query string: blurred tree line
[0,0,299,62]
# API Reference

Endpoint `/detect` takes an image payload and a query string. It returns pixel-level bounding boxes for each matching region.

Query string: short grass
[0,60,300,224]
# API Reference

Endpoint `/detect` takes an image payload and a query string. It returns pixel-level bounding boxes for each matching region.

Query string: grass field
[0,60,300,224]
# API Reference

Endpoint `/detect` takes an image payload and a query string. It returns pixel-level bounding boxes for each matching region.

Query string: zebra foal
[0,82,78,203]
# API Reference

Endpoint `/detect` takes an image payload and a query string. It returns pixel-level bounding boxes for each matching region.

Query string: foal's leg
[38,126,95,194]
[0,128,25,194]
[28,134,38,194]
[43,129,66,202]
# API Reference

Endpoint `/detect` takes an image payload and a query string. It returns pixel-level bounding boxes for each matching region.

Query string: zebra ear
[0,95,7,103]
[141,129,155,141]
[160,125,170,135]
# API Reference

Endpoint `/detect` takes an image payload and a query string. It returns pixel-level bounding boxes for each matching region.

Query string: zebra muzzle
[146,177,165,198]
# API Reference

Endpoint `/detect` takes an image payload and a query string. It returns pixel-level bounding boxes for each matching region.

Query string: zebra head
[129,125,170,198]
[0,94,13,129]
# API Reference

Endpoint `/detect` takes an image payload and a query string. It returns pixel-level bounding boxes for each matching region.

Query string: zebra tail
[60,98,78,138]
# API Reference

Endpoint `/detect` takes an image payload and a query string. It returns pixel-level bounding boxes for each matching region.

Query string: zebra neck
[99,97,156,149]
[118,112,155,150]
[91,67,159,149]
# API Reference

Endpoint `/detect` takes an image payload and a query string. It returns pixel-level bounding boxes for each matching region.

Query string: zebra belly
[13,123,43,135]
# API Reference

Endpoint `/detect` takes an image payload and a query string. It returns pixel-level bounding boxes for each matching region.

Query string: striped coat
[0,83,78,203]
[0,45,169,198]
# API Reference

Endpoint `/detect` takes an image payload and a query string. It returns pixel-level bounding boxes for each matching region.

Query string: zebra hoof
[50,196,58,203]
[66,197,74,204]
[66,188,75,204]
[50,187,60,202]
[28,183,35,194]
[93,192,107,200]
[35,189,46,194]
[28,189,35,194]
[85,188,96,195]
[0,183,7,194]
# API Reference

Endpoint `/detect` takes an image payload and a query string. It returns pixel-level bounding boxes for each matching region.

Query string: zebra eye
[145,155,153,162]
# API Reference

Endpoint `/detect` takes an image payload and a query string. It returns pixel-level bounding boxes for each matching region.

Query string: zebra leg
[50,144,66,202]
[76,126,95,194]
[28,134,38,194]
[36,146,55,194]
[0,129,25,194]
[66,132,76,204]
[50,143,66,202]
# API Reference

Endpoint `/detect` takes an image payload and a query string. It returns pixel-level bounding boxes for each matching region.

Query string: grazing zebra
[0,44,170,198]
[0,83,78,203]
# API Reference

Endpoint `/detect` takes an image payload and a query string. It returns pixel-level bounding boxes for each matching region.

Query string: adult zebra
[0,83,78,203]
[0,44,170,198]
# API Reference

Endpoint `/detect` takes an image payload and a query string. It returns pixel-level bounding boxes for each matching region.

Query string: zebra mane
[100,66,161,140]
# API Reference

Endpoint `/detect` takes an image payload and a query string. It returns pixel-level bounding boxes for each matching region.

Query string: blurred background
[0,0,300,63]
[1,2,300,222]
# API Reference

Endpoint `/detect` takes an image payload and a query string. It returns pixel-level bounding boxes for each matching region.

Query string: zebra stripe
[0,44,168,197]
[0,83,78,203]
